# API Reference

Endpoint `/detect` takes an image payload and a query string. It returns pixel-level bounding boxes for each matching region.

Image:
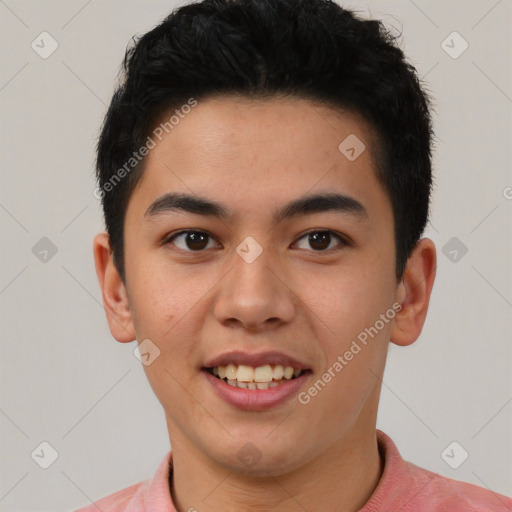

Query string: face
[117,96,405,476]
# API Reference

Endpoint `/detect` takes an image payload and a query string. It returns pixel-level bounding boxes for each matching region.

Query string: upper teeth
[213,364,302,382]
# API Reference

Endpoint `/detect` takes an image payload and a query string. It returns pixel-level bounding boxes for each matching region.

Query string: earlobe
[93,232,136,343]
[389,238,437,347]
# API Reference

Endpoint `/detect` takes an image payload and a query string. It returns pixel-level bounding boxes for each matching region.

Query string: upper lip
[203,350,310,370]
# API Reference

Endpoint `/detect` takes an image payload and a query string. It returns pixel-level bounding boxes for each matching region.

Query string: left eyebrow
[144,191,368,222]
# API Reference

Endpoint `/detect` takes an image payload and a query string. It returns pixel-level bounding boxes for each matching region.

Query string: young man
[78,0,511,510]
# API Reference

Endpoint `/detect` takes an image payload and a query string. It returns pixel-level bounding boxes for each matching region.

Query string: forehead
[126,96,390,226]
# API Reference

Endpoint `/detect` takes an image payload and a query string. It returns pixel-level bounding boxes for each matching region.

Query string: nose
[212,247,296,332]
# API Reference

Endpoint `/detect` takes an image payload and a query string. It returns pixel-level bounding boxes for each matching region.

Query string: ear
[390,237,437,347]
[93,232,136,343]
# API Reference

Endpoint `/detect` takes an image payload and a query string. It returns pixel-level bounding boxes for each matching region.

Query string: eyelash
[163,229,350,253]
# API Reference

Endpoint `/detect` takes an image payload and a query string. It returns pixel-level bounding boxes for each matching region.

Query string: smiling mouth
[204,364,310,390]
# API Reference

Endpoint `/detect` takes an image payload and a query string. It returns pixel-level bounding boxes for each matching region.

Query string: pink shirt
[74,430,511,511]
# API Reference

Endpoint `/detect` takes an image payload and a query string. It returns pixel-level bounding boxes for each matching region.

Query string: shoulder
[371,431,511,512]
[405,460,512,511]
[72,479,150,512]
[72,449,174,512]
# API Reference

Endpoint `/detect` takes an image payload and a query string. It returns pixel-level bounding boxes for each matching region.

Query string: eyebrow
[144,191,368,223]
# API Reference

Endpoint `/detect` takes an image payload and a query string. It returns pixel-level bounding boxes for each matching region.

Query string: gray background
[0,0,511,511]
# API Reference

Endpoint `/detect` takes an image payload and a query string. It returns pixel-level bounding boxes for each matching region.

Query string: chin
[209,440,310,478]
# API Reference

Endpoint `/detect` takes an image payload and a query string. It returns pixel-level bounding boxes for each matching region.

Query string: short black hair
[95,0,434,284]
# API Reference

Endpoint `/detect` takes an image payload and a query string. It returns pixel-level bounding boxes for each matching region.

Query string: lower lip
[202,370,311,412]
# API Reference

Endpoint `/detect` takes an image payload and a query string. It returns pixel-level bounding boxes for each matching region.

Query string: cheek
[303,280,391,418]
[129,281,175,339]
[304,261,388,340]
[306,258,394,398]
[127,252,194,336]
[127,260,213,376]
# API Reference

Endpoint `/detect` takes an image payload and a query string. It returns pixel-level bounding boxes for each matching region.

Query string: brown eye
[166,231,216,251]
[294,230,347,251]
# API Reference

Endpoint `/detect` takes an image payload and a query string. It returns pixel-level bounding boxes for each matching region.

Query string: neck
[168,424,383,512]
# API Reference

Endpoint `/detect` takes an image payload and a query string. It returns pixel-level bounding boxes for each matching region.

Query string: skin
[93,96,436,512]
